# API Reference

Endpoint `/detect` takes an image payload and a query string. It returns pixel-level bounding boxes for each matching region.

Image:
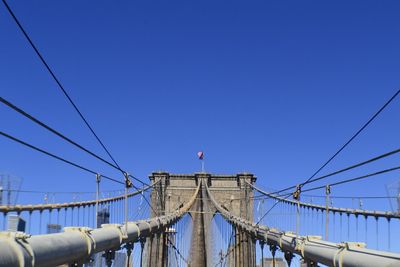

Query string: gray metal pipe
[29,231,90,267]
[0,233,33,267]
[0,182,200,267]
[206,182,400,267]
[265,229,400,267]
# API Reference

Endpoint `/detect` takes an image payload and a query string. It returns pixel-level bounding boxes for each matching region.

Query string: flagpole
[197,151,205,173]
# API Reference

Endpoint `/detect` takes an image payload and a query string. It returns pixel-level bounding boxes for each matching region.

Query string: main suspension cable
[0,96,149,186]
[1,0,150,186]
[302,88,400,186]
[270,89,400,196]
[302,165,400,193]
[271,146,400,195]
[1,0,122,169]
[0,131,123,185]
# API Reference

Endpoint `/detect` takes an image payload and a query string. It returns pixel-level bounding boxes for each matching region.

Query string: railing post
[325,184,331,240]
[124,172,132,235]
[293,184,302,238]
[95,174,101,228]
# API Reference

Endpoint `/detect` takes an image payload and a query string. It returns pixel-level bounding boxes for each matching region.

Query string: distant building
[85,208,111,267]
[0,174,23,206]
[7,214,26,232]
[47,223,62,234]
[97,208,110,228]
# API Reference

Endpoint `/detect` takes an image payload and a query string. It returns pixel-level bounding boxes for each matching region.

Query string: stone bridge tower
[145,172,256,267]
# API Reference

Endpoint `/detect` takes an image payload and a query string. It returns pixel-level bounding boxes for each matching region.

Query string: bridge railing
[205,181,400,267]
[246,180,400,220]
[0,182,200,267]
[0,183,154,213]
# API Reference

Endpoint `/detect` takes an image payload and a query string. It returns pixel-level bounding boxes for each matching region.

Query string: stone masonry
[145,172,256,267]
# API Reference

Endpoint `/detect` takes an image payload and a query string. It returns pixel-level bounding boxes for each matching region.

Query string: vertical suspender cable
[347,214,350,240]
[28,211,32,233]
[64,208,67,228]
[356,215,359,241]
[376,217,379,250]
[39,211,42,234]
[387,218,391,251]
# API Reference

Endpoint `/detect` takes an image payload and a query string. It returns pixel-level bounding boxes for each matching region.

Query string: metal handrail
[0,181,200,267]
[206,182,400,267]
[0,180,160,213]
[246,181,400,219]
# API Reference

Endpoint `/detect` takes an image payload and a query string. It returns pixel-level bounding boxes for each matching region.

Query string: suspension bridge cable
[0,97,120,170]
[270,89,400,196]
[302,165,400,193]
[245,193,397,200]
[0,96,149,186]
[0,131,124,185]
[1,0,122,169]
[2,188,123,195]
[246,181,400,220]
[302,89,400,186]
[129,182,159,216]
[1,0,150,187]
[167,238,189,265]
[129,174,150,187]
[255,193,292,225]
[305,195,398,199]
[271,146,400,195]
[220,223,235,266]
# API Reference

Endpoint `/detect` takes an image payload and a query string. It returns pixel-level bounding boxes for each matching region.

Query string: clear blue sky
[1,0,400,212]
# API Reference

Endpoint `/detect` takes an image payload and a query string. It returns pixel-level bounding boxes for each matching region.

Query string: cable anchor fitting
[96,173,101,183]
[124,172,132,189]
[325,184,331,195]
[293,184,302,201]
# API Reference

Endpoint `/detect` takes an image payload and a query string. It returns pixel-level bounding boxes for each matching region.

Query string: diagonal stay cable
[270,89,400,195]
[167,238,189,265]
[0,97,119,170]
[238,156,400,220]
[270,146,400,195]
[255,89,400,219]
[255,193,292,225]
[130,182,159,216]
[0,96,150,186]
[0,130,124,185]
[302,165,400,193]
[220,226,235,266]
[1,0,147,185]
[129,174,149,187]
[302,88,400,186]
[243,193,397,200]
